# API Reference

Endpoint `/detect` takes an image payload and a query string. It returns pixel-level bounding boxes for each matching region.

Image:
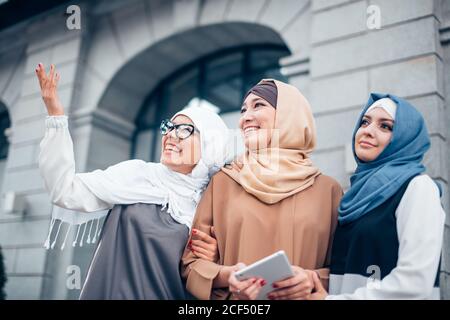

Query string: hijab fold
[222,79,320,204]
[338,93,433,225]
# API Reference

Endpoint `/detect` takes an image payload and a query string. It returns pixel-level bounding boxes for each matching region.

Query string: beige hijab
[222,79,320,204]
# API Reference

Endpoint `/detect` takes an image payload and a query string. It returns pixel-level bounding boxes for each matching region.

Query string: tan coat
[181,171,343,300]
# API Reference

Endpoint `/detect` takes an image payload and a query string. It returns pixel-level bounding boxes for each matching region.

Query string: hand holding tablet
[233,250,294,300]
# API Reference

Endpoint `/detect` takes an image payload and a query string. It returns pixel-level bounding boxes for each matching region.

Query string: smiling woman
[239,81,277,151]
[181,79,343,301]
[160,115,201,175]
[35,63,233,299]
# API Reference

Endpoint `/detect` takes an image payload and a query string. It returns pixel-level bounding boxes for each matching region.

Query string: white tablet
[234,250,294,300]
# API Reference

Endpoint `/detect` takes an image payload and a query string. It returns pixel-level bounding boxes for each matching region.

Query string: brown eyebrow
[362,115,394,123]
[172,118,193,126]
[241,97,267,109]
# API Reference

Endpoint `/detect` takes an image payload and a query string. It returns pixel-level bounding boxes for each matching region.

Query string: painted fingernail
[192,229,197,234]
[267,294,274,299]
[260,280,266,286]
[272,283,278,288]
[252,279,257,284]
[189,240,192,245]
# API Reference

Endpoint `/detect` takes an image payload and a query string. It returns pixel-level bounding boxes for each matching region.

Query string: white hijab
[365,97,397,120]
[45,106,232,250]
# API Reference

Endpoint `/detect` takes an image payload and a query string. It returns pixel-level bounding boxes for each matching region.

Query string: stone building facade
[0,0,448,299]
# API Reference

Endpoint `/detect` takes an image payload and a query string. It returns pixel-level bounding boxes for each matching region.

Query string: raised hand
[35,63,65,116]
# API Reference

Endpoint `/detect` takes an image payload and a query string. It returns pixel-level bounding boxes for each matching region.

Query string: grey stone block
[309,70,368,113]
[0,24,26,56]
[0,218,50,247]
[134,129,153,161]
[0,54,16,96]
[22,192,53,217]
[20,74,41,99]
[84,15,125,83]
[10,119,45,145]
[12,96,48,124]
[86,126,131,169]
[369,0,434,27]
[310,147,348,188]
[441,272,450,300]
[2,167,44,193]
[15,81,73,125]
[441,187,449,223]
[51,36,81,66]
[24,47,52,77]
[314,107,362,150]
[4,275,44,300]
[442,224,450,273]
[26,5,84,54]
[312,0,366,44]
[97,83,144,123]
[423,136,448,182]
[259,0,309,32]
[173,0,201,31]
[369,55,444,98]
[5,144,36,169]
[15,247,47,274]
[311,17,438,77]
[52,61,78,88]
[70,124,93,171]
[1,248,16,273]
[281,7,311,58]
[226,0,266,22]
[75,65,107,112]
[288,74,311,103]
[111,0,154,60]
[147,0,175,41]
[0,61,25,109]
[408,94,446,137]
[312,0,354,12]
[199,0,230,25]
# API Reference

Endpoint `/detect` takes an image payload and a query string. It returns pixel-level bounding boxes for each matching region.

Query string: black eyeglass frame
[159,119,199,140]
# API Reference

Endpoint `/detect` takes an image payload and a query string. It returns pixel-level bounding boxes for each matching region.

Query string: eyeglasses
[160,119,199,140]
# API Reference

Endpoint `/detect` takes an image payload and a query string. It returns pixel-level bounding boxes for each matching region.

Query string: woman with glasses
[36,63,231,299]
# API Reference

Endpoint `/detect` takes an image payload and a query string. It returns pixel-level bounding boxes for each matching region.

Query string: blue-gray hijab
[338,93,435,225]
